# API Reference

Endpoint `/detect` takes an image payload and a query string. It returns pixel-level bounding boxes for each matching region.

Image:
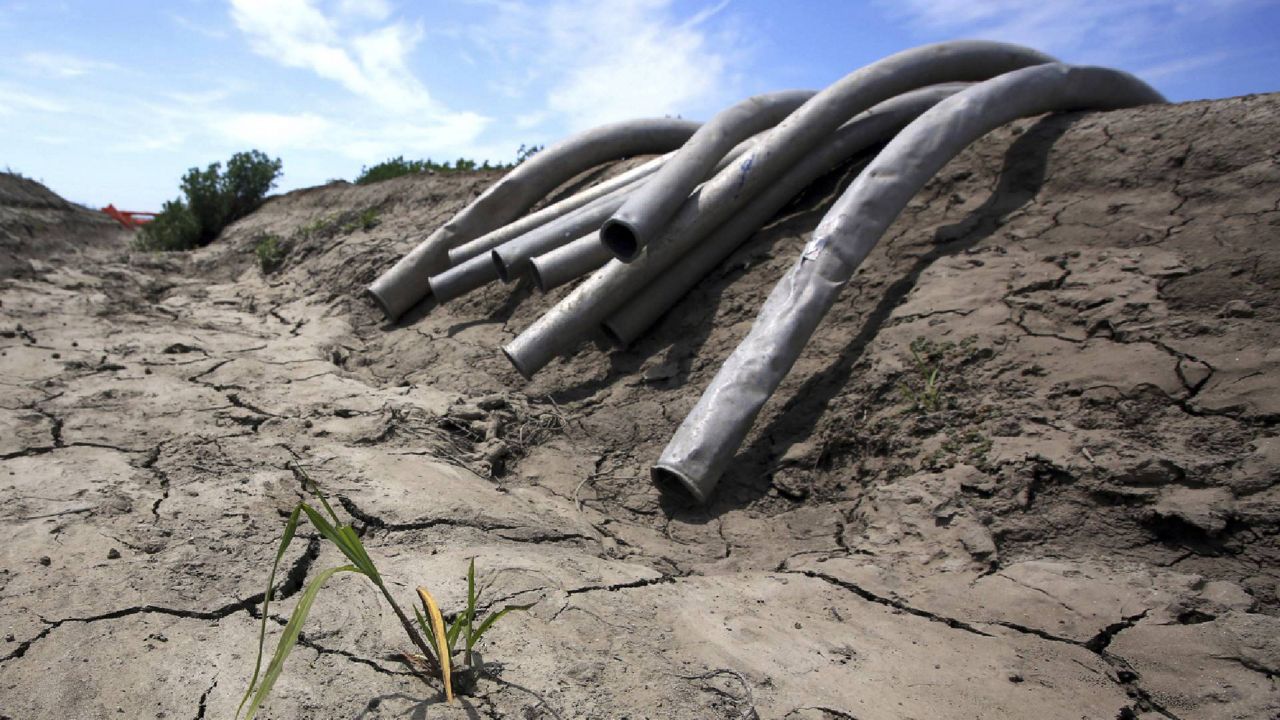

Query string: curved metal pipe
[600,83,967,348]
[366,117,700,320]
[447,153,670,266]
[528,234,615,293]
[502,41,1056,377]
[600,90,816,261]
[653,64,1166,503]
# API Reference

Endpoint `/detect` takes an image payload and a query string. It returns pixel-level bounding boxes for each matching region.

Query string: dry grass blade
[417,586,454,703]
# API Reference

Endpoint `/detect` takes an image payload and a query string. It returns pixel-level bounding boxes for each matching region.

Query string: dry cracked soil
[1,93,1279,719]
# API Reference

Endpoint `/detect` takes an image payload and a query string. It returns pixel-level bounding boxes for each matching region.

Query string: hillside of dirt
[1,93,1278,720]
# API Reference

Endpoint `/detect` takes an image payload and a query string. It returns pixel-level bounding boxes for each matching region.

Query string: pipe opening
[599,320,627,349]
[651,465,708,505]
[364,286,395,320]
[528,261,548,293]
[600,219,640,260]
[501,345,534,380]
[491,249,514,283]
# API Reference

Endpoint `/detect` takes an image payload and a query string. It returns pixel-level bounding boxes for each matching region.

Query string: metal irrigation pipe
[367,117,700,320]
[600,90,816,261]
[653,64,1166,503]
[501,41,1056,377]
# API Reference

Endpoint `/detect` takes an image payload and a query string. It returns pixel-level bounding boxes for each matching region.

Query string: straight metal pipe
[601,83,967,348]
[447,153,670,266]
[492,136,761,284]
[601,90,816,261]
[426,252,501,304]
[367,117,700,320]
[528,235,615,293]
[491,191,630,283]
[654,64,1166,503]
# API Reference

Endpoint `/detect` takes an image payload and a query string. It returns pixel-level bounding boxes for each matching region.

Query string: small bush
[254,234,285,274]
[137,150,282,252]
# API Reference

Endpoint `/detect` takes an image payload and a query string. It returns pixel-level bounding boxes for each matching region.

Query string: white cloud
[228,0,435,115]
[215,112,333,147]
[22,51,118,78]
[0,83,69,114]
[470,0,743,132]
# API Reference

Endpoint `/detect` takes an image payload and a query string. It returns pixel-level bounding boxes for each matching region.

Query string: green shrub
[254,234,285,273]
[137,150,282,252]
[133,199,201,252]
[354,144,541,185]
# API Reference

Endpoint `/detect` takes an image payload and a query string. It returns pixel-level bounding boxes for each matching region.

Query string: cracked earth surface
[2,94,1279,719]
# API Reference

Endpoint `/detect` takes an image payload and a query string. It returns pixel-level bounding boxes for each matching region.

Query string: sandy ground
[1,93,1278,719]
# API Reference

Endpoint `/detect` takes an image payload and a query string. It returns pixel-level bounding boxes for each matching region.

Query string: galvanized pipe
[654,64,1166,503]
[447,153,670,266]
[367,117,700,320]
[600,83,967,348]
[600,90,816,261]
[528,234,615,293]
[503,40,1055,378]
[492,137,761,284]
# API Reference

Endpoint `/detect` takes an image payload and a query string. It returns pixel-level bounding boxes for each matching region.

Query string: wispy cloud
[0,82,69,114]
[228,0,435,115]
[22,51,118,78]
[470,0,746,132]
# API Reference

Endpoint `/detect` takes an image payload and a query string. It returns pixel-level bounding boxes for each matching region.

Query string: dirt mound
[1,94,1277,719]
[0,172,128,278]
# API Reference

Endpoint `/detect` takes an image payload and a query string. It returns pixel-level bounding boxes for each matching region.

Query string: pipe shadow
[661,112,1081,517]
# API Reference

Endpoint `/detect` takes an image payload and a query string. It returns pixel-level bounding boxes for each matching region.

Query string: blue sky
[2,0,1277,210]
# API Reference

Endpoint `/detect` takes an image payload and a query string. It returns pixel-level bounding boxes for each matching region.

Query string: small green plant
[898,337,945,413]
[238,464,528,719]
[414,559,532,676]
[341,206,381,233]
[254,234,285,273]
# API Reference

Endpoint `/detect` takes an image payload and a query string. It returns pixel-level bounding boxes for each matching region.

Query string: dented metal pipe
[653,64,1166,503]
[528,234,615,293]
[503,40,1055,378]
[367,117,700,320]
[447,153,671,266]
[601,90,816,261]
[601,83,967,348]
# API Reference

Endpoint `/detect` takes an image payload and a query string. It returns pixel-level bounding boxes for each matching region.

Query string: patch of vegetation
[341,207,380,233]
[898,337,947,413]
[254,234,286,274]
[136,150,282,252]
[354,144,543,185]
[238,464,528,719]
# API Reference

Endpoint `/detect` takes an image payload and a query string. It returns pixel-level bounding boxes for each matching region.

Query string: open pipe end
[650,464,710,505]
[600,219,641,261]
[364,285,396,321]
[491,249,515,283]
[501,344,535,380]
[599,319,628,350]
[527,260,549,293]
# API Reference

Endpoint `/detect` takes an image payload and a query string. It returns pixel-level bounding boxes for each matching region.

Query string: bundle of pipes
[366,40,1165,504]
